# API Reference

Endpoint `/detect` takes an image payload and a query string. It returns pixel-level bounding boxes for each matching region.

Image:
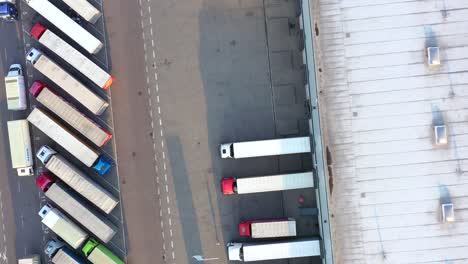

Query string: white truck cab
[4,63,26,110]
[26,48,42,64]
[7,64,22,76]
[227,243,242,261]
[36,145,57,164]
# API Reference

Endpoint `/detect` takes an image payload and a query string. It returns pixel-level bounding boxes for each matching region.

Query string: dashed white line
[139,0,176,260]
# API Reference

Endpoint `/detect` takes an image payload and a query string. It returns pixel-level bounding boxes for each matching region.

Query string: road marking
[138,0,176,259]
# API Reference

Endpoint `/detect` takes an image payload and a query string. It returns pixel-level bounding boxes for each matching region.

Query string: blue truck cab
[93,156,113,176]
[0,3,18,21]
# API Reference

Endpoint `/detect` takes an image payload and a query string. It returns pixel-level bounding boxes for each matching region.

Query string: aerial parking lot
[0,0,126,262]
[1,0,323,263]
[134,0,321,263]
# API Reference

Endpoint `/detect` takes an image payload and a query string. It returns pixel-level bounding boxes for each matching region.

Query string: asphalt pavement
[0,0,320,263]
[0,0,128,262]
[134,0,319,263]
[0,18,42,263]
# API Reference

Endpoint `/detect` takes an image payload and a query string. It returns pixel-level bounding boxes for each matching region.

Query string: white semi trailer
[37,172,117,242]
[227,239,322,262]
[24,0,102,54]
[7,120,34,176]
[31,24,113,90]
[59,0,101,24]
[30,81,112,147]
[239,218,296,238]
[221,172,314,195]
[26,48,108,115]
[36,146,118,214]
[27,108,112,175]
[220,136,310,159]
[39,205,88,249]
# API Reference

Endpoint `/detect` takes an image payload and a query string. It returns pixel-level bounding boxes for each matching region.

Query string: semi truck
[30,81,112,147]
[0,2,17,21]
[23,0,102,54]
[5,64,26,110]
[45,239,85,264]
[26,48,108,115]
[221,172,314,195]
[37,145,118,214]
[239,218,296,238]
[39,205,88,249]
[59,0,101,24]
[27,108,112,175]
[7,120,34,176]
[220,136,311,159]
[18,255,40,264]
[37,172,117,242]
[82,238,125,264]
[227,239,322,262]
[30,24,113,90]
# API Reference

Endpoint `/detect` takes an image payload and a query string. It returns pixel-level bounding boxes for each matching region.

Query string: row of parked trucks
[3,0,125,263]
[219,137,322,262]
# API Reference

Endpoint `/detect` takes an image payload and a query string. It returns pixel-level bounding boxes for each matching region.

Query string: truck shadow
[166,135,203,262]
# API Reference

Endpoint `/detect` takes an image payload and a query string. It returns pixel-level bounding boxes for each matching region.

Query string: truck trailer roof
[39,205,88,249]
[24,0,102,54]
[30,81,112,146]
[235,172,314,194]
[221,136,311,158]
[30,24,113,89]
[27,108,100,167]
[6,120,33,175]
[38,174,117,242]
[249,219,296,238]
[237,239,321,262]
[59,0,101,24]
[43,154,118,214]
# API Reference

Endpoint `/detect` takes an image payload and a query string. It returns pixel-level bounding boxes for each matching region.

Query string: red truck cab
[238,221,253,236]
[36,172,54,192]
[29,80,46,97]
[30,23,47,40]
[221,178,236,195]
